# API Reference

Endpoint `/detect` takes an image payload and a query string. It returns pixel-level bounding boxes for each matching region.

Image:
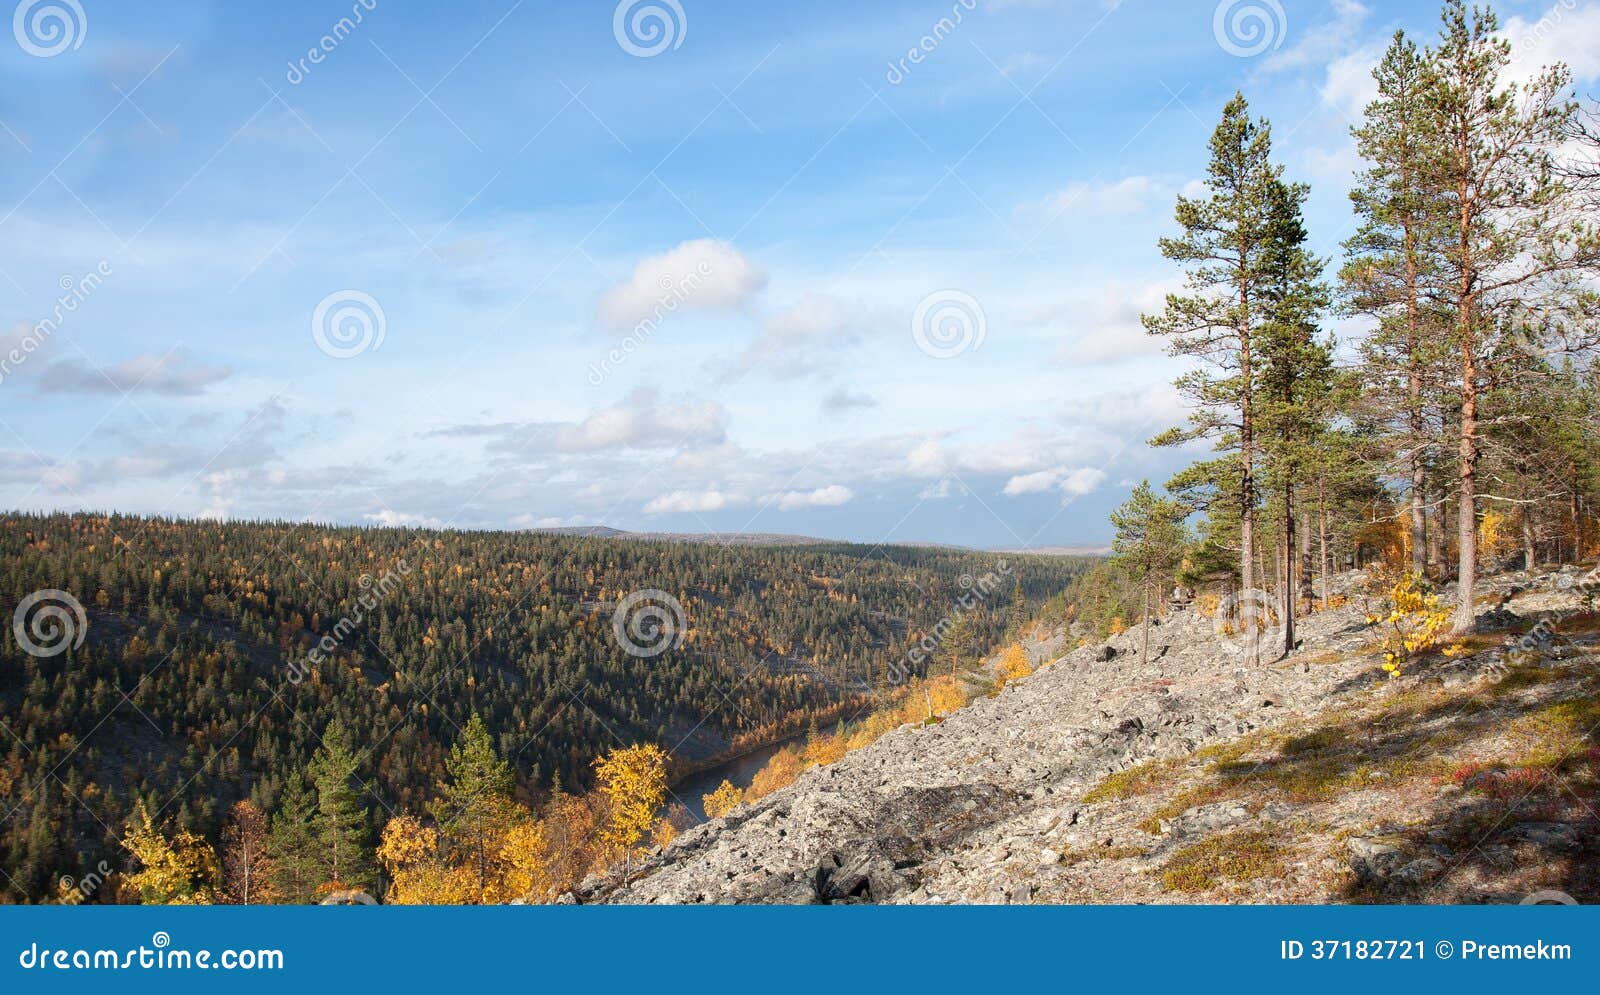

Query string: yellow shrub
[702,779,742,819]
[995,644,1032,688]
[1367,573,1451,679]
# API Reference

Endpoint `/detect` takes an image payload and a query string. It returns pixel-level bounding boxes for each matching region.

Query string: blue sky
[0,0,1594,547]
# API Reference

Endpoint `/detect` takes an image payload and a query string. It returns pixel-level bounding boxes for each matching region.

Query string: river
[668,732,808,822]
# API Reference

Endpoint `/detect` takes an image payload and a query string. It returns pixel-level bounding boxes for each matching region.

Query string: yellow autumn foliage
[121,802,220,905]
[1365,572,1452,679]
[995,644,1032,688]
[702,779,743,819]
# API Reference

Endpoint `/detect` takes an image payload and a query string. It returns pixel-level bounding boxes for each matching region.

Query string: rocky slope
[588,567,1600,904]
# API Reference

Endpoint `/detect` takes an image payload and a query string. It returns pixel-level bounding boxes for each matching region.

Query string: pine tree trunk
[1523,507,1536,572]
[1405,207,1428,577]
[1318,495,1331,611]
[1141,583,1150,662]
[1283,485,1295,656]
[1454,326,1479,634]
[1299,508,1314,607]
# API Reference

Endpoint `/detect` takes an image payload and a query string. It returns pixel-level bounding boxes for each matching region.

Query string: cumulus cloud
[643,489,736,514]
[1060,278,1178,364]
[1261,0,1371,76]
[1320,42,1386,125]
[771,484,853,510]
[1023,175,1165,223]
[455,389,729,458]
[364,509,444,528]
[595,239,766,329]
[1003,466,1106,499]
[35,353,231,395]
[1503,1,1600,86]
[726,294,865,379]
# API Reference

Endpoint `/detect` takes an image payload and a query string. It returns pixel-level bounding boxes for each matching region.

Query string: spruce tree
[1257,176,1333,655]
[431,714,515,903]
[266,769,320,903]
[308,718,376,892]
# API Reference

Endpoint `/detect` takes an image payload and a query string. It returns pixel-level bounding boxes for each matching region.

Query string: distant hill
[529,525,1108,556]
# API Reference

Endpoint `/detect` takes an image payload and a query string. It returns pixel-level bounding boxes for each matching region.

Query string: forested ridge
[0,511,1086,903]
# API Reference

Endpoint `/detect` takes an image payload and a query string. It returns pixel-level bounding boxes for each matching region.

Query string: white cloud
[1001,469,1059,495]
[35,353,231,396]
[1320,42,1385,125]
[643,489,736,514]
[365,509,443,528]
[772,484,853,510]
[1261,0,1371,76]
[1002,465,1106,499]
[1504,1,1600,87]
[727,294,865,379]
[461,388,729,457]
[595,239,766,329]
[1024,175,1165,223]
[1060,466,1107,496]
[555,391,726,453]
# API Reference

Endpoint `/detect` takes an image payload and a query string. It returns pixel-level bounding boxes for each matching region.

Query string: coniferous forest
[0,511,1083,903]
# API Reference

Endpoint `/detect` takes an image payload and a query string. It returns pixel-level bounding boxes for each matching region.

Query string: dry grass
[1159,830,1286,894]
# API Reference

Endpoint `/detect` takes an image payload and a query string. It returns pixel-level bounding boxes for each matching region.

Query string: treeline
[0,511,1087,903]
[1065,1,1599,648]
